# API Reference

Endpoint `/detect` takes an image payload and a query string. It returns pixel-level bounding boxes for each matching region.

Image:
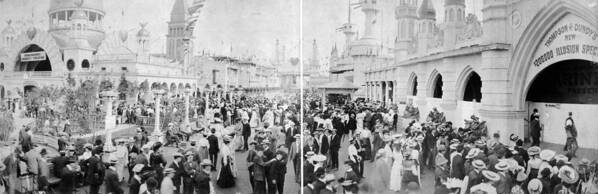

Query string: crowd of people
[300,96,598,194]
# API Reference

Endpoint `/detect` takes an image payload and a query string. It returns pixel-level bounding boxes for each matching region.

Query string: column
[383,81,389,105]
[152,89,165,139]
[184,88,191,126]
[365,82,370,101]
[376,82,381,102]
[101,91,117,153]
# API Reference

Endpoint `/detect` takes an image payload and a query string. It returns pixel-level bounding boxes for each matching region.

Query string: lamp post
[184,87,191,126]
[152,88,165,142]
[100,90,117,153]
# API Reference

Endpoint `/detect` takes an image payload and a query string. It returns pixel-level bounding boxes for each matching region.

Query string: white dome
[50,0,104,13]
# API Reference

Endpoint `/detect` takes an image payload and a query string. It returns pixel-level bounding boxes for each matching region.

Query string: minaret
[341,0,356,57]
[395,0,418,59]
[360,0,379,39]
[137,23,150,53]
[311,39,319,71]
[443,0,465,49]
[167,0,190,61]
[417,0,436,55]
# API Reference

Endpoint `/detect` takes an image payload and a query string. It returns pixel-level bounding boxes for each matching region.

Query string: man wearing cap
[129,164,144,194]
[495,161,513,194]
[329,128,341,171]
[183,151,198,193]
[194,159,214,194]
[168,152,185,194]
[57,159,78,194]
[83,148,104,194]
[161,168,177,194]
[207,128,219,169]
[449,144,465,179]
[105,157,123,194]
[467,160,486,192]
[269,150,287,194]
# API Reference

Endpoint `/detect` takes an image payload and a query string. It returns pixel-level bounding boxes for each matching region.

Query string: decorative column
[184,87,191,126]
[152,89,165,141]
[101,91,117,153]
[366,82,370,101]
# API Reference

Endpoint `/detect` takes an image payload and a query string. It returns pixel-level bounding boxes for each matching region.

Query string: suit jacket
[57,166,77,193]
[269,159,287,181]
[129,176,142,194]
[193,171,211,194]
[168,161,185,186]
[208,135,219,153]
[242,123,251,136]
[84,156,105,186]
[51,156,68,178]
[496,172,513,194]
[104,168,123,194]
[315,136,329,155]
[303,163,315,186]
[329,134,341,152]
[312,180,326,194]
[450,154,465,179]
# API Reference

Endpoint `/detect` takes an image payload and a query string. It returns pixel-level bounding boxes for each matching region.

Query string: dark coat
[268,159,286,182]
[83,156,105,186]
[329,134,341,152]
[315,136,329,155]
[242,123,251,137]
[193,170,211,194]
[168,161,185,187]
[208,135,219,153]
[312,180,326,194]
[57,166,77,193]
[128,177,142,194]
[51,156,68,178]
[303,163,315,186]
[104,168,123,194]
[450,154,465,179]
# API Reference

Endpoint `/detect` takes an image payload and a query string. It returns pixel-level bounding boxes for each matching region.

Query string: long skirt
[216,158,236,188]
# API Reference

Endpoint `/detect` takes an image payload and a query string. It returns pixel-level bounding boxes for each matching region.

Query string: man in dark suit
[105,158,124,194]
[168,153,185,194]
[194,159,213,194]
[57,159,78,194]
[311,168,326,194]
[302,152,315,186]
[207,128,219,169]
[329,129,341,170]
[242,118,252,151]
[84,149,105,194]
[269,151,287,194]
[449,145,465,179]
[314,130,329,156]
[52,151,68,178]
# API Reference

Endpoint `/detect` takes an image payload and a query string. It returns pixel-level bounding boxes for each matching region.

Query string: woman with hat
[510,169,528,194]
[216,135,236,188]
[160,168,177,194]
[494,161,512,194]
[129,164,145,194]
[389,139,404,191]
[526,146,542,180]
[402,148,420,191]
[554,165,579,193]
[105,157,124,194]
[527,178,543,194]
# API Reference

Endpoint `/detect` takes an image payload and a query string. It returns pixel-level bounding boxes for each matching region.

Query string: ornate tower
[310,39,319,71]
[48,0,105,49]
[417,0,436,55]
[167,0,192,61]
[443,0,466,48]
[341,0,356,57]
[395,0,418,59]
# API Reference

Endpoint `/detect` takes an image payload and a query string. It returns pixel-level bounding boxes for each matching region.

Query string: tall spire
[170,0,188,23]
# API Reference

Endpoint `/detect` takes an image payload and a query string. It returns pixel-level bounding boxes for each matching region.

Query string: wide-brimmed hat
[450,139,460,145]
[472,159,487,169]
[539,149,556,161]
[449,143,459,150]
[173,152,183,158]
[474,140,486,147]
[437,145,446,152]
[391,134,402,139]
[527,179,543,193]
[558,166,579,184]
[133,164,144,173]
[482,170,500,182]
[509,134,519,141]
[495,161,510,171]
[324,174,336,183]
[578,158,591,166]
[466,148,480,159]
[200,159,213,167]
[527,146,541,155]
[313,155,327,162]
[305,151,315,157]
[554,154,568,163]
[470,183,497,194]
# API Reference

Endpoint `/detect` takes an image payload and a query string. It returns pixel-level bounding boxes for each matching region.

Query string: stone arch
[151,82,160,90]
[8,29,64,72]
[455,65,482,102]
[170,83,177,93]
[427,69,443,98]
[161,82,168,92]
[407,72,418,96]
[509,0,597,110]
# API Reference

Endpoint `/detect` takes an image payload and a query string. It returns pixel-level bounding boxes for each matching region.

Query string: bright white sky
[0,0,482,62]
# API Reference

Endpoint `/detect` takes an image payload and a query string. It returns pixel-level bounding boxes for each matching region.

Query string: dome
[71,10,88,20]
[50,0,104,13]
[445,0,465,6]
[136,23,150,38]
[418,0,436,19]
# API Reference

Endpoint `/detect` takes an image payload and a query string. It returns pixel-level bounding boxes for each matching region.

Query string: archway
[431,74,443,98]
[381,81,386,103]
[525,59,598,148]
[0,85,4,99]
[81,59,90,69]
[463,71,482,102]
[407,73,418,96]
[24,85,38,97]
[15,44,52,71]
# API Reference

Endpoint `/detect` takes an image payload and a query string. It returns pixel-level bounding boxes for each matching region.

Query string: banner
[20,51,46,62]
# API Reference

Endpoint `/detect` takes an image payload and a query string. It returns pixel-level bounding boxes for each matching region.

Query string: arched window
[457,9,463,21]
[67,59,75,71]
[411,76,418,96]
[432,74,443,98]
[449,9,455,22]
[408,20,415,38]
[0,62,4,71]
[463,72,482,102]
[81,59,90,69]
[400,21,406,39]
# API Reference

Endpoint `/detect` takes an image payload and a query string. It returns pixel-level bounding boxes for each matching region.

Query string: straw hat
[133,164,144,173]
[516,171,528,182]
[313,155,327,162]
[305,151,315,157]
[495,161,510,171]
[554,154,568,163]
[173,152,183,158]
[470,183,497,194]
[324,174,336,183]
[200,159,213,167]
[539,149,556,161]
[163,168,175,174]
[472,160,487,169]
[527,146,540,155]
[527,179,543,193]
[482,170,500,182]
[558,166,579,184]
[466,148,480,159]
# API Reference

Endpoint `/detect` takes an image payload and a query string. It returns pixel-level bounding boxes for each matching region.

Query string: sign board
[20,51,46,62]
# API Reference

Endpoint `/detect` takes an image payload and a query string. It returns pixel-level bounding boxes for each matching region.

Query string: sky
[0,0,482,62]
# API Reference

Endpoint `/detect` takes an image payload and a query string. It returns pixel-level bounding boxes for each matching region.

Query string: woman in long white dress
[389,141,403,191]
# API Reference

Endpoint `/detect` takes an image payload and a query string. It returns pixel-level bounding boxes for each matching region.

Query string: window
[101,67,106,71]
[0,62,4,71]
[66,59,75,71]
[212,70,217,84]
[433,74,443,98]
[81,59,90,68]
[121,67,128,71]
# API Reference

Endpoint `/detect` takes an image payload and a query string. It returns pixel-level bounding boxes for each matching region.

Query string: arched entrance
[431,74,443,98]
[15,44,52,71]
[407,73,418,96]
[525,59,598,148]
[463,72,482,102]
